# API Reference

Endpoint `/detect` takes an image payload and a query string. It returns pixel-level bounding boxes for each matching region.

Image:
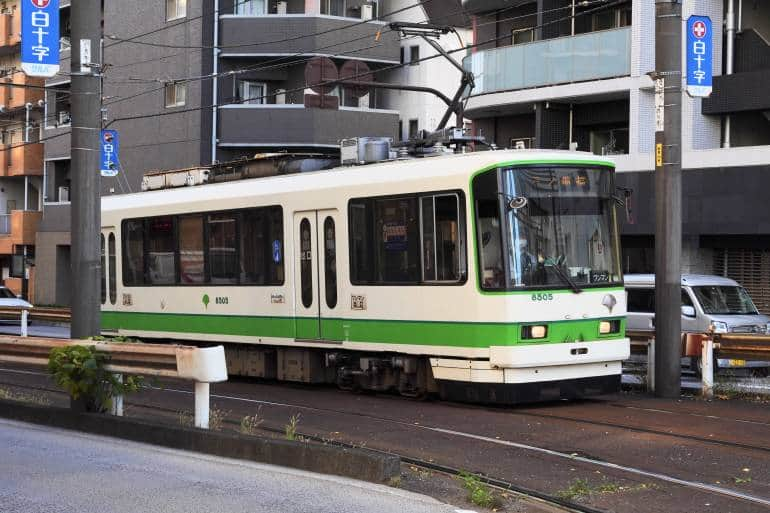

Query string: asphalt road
[0,419,464,513]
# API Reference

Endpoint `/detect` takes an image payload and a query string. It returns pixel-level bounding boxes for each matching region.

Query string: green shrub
[48,345,142,412]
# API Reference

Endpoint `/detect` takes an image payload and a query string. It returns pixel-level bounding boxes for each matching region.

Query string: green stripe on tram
[101,311,626,348]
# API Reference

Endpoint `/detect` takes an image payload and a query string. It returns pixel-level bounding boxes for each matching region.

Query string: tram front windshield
[473,165,622,291]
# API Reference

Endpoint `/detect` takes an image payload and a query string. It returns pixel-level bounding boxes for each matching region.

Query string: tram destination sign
[21,0,60,78]
[685,15,713,98]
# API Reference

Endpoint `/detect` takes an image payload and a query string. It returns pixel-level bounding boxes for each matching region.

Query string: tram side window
[108,233,117,305]
[208,213,238,284]
[349,191,465,285]
[241,206,284,285]
[147,216,176,285]
[179,215,205,284]
[122,219,145,286]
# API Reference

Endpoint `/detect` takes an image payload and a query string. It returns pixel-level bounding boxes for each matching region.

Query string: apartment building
[462,0,770,311]
[0,0,44,299]
[35,0,405,306]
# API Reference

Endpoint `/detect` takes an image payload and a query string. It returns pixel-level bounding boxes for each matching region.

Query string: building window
[235,0,265,15]
[166,0,187,21]
[321,0,346,17]
[589,127,629,155]
[348,192,465,285]
[238,80,266,104]
[408,119,418,139]
[164,82,187,108]
[398,120,403,141]
[591,6,631,31]
[512,27,534,45]
[409,45,420,65]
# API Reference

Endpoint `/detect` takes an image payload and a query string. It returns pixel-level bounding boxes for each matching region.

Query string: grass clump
[458,471,501,509]
[285,413,301,441]
[239,406,264,435]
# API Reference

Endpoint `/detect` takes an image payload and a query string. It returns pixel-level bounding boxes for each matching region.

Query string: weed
[240,407,264,435]
[387,476,402,488]
[178,410,194,428]
[458,471,501,509]
[557,478,655,501]
[557,478,593,501]
[285,413,301,441]
[0,386,51,406]
[733,476,752,485]
[209,407,229,431]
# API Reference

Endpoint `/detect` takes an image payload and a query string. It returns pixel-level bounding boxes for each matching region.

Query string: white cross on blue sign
[686,15,713,98]
[21,0,60,78]
[101,130,120,177]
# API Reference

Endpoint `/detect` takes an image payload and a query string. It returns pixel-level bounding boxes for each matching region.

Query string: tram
[99,149,630,403]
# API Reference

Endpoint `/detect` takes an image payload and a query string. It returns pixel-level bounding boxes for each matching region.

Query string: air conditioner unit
[360,4,373,20]
[510,137,533,150]
[58,111,71,125]
[276,1,287,14]
[58,186,69,202]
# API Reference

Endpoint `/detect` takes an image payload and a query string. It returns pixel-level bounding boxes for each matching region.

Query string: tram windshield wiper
[545,262,582,294]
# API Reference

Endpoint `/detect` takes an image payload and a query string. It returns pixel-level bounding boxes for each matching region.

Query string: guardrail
[0,335,228,428]
[626,330,770,397]
[0,306,70,323]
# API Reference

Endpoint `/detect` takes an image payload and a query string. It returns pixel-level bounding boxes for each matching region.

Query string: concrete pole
[194,382,210,429]
[70,0,102,338]
[654,0,682,398]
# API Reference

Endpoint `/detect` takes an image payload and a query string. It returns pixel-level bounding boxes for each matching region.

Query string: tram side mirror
[681,305,696,318]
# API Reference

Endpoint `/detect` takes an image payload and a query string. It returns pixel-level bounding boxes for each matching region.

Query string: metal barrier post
[194,382,210,429]
[20,309,28,338]
[647,338,655,393]
[701,337,714,399]
[111,373,124,416]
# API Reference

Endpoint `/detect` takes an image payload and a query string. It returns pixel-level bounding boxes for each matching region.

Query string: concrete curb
[0,399,400,483]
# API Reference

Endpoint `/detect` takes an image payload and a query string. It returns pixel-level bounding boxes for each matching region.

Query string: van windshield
[691,286,759,315]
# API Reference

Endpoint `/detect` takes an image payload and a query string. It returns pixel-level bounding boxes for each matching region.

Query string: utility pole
[654,0,682,398]
[70,0,103,338]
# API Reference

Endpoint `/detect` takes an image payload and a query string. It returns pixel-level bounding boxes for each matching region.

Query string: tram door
[293,210,340,341]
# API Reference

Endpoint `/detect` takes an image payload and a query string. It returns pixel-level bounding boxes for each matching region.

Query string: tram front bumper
[489,338,630,384]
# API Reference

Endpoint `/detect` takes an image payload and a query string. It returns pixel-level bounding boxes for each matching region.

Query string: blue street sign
[686,15,713,98]
[21,0,60,78]
[100,130,120,177]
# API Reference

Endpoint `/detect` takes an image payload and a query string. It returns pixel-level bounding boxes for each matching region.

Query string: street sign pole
[654,0,682,398]
[70,0,102,338]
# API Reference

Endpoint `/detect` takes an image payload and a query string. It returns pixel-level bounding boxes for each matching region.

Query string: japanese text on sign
[21,0,60,78]
[686,16,713,98]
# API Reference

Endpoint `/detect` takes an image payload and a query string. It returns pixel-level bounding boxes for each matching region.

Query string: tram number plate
[531,293,554,301]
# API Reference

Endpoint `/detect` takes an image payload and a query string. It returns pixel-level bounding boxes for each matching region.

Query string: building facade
[34,0,408,305]
[462,0,770,312]
[0,0,44,299]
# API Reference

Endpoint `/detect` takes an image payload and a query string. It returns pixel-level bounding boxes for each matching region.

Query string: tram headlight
[599,320,621,334]
[522,325,548,339]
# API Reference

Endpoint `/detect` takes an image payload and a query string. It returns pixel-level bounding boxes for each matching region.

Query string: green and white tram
[100,150,630,403]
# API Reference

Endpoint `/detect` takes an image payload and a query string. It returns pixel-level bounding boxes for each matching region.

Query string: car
[625,274,770,375]
[0,287,33,324]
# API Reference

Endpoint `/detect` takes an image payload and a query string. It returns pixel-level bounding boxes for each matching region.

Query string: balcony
[0,143,44,177]
[0,210,42,255]
[217,105,397,148]
[0,74,44,110]
[0,12,21,48]
[219,15,399,63]
[463,27,632,96]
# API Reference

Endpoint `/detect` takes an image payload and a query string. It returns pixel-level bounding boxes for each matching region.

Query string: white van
[625,274,770,374]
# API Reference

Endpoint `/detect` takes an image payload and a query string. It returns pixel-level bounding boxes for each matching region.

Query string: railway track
[2,368,770,512]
